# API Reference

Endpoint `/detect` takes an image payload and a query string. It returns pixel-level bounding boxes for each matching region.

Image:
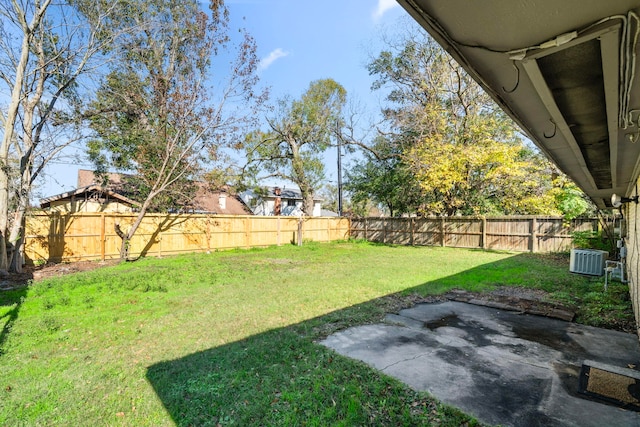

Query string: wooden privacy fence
[23,213,603,264]
[350,216,602,253]
[24,213,350,263]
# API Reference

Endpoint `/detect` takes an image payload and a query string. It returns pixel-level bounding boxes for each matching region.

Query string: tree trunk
[115,193,156,261]
[7,185,29,274]
[8,219,25,274]
[290,144,315,216]
[0,33,31,273]
[303,191,314,216]
[0,1,51,273]
[114,222,130,260]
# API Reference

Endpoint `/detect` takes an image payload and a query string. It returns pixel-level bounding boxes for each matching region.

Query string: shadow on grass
[145,253,604,426]
[146,311,474,426]
[0,285,29,355]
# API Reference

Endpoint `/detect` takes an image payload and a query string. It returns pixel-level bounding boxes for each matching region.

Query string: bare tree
[0,0,124,272]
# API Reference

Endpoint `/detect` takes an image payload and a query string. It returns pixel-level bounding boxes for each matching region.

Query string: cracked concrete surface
[321,301,640,427]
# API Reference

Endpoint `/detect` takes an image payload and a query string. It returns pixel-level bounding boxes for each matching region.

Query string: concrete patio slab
[321,301,640,427]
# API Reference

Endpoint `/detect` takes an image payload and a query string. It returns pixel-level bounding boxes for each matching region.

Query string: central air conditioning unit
[569,249,608,276]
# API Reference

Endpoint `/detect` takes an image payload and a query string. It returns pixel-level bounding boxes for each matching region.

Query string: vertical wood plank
[482,216,487,250]
[100,213,106,261]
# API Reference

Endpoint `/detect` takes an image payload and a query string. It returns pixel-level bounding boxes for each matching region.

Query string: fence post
[277,216,281,246]
[530,217,538,253]
[383,219,387,244]
[410,217,415,246]
[482,216,487,250]
[297,217,303,246]
[441,217,446,247]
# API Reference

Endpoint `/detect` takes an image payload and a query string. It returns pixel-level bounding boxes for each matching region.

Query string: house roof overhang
[397,0,640,209]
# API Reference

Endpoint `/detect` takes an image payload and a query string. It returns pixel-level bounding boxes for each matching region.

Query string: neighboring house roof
[321,209,339,217]
[77,169,127,190]
[49,170,253,215]
[40,185,140,209]
[190,185,253,215]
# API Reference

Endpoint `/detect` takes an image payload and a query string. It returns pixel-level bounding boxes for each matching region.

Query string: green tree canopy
[87,0,263,259]
[345,136,424,217]
[360,25,589,217]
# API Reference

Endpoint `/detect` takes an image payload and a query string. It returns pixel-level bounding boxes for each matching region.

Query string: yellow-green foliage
[406,107,559,216]
[367,28,589,217]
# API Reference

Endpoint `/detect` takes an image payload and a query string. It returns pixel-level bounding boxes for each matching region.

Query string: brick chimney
[273,187,281,216]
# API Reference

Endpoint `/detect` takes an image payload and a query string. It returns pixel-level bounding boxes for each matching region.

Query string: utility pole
[337,129,343,216]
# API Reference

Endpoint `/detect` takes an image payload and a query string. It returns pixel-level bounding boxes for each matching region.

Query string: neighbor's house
[38,169,139,213]
[40,185,139,213]
[188,186,253,215]
[396,1,640,334]
[240,186,323,217]
[40,170,253,215]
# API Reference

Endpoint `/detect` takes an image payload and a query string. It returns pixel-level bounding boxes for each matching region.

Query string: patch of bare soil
[445,287,576,322]
[0,259,120,290]
[382,286,576,323]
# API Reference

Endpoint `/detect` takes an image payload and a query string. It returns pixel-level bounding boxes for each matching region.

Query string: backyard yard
[0,240,632,426]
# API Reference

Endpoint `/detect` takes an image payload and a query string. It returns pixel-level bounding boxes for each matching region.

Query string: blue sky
[234,0,404,102]
[37,0,409,200]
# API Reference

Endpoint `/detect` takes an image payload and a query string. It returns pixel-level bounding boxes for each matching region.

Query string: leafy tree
[550,173,595,219]
[0,0,124,272]
[345,137,424,217]
[87,0,263,259]
[243,79,346,215]
[367,25,568,217]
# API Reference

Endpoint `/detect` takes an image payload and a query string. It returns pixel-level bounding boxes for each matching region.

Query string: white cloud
[372,0,399,21]
[258,48,290,72]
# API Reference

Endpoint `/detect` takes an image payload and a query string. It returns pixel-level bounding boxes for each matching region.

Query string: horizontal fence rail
[350,216,603,253]
[24,213,351,264]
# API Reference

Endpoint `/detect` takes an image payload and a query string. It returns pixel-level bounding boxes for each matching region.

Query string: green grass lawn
[0,240,631,426]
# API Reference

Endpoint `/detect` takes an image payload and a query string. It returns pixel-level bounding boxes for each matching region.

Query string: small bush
[572,230,614,253]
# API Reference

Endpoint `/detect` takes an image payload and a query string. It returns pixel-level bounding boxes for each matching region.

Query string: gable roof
[77,169,127,189]
[190,185,254,215]
[40,185,140,209]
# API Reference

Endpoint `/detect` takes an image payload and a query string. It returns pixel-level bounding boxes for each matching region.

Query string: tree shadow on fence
[135,214,198,259]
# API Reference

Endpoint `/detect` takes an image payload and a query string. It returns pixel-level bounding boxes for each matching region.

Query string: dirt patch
[384,287,576,323]
[446,288,576,322]
[0,259,120,290]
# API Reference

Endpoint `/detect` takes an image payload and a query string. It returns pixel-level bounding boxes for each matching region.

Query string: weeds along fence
[24,213,351,263]
[350,216,604,253]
